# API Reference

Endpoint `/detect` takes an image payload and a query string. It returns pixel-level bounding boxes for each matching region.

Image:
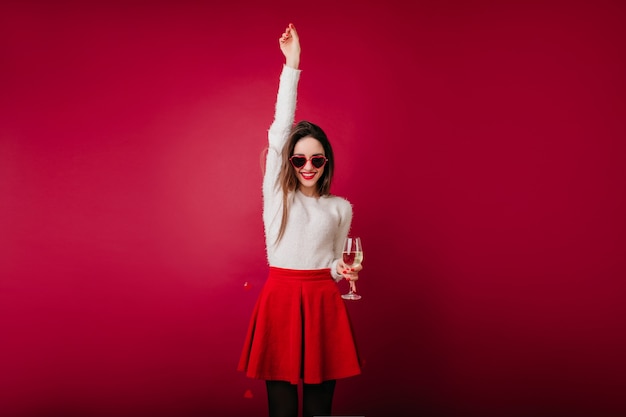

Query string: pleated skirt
[238,267,361,385]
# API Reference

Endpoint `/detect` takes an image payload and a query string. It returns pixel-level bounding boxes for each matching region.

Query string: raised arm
[267,24,302,143]
[263,24,303,242]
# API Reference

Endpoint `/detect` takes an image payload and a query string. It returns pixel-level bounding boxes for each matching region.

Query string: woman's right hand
[279,23,300,69]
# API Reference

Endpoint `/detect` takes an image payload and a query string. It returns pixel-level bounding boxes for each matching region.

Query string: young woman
[237,23,362,417]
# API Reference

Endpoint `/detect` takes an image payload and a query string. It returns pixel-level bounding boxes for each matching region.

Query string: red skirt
[238,267,361,385]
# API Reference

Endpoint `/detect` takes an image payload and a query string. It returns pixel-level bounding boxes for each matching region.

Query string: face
[291,136,326,196]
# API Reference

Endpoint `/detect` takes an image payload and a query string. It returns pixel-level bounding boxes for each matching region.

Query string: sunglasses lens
[290,157,306,168]
[311,156,327,168]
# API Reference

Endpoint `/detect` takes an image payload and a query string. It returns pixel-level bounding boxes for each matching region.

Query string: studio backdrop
[1,1,625,416]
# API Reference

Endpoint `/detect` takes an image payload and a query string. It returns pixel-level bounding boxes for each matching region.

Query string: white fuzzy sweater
[263,65,352,281]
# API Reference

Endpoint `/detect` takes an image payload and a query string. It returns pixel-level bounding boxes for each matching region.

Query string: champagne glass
[341,237,363,300]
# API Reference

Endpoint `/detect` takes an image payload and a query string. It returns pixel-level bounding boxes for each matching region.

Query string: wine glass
[341,237,363,300]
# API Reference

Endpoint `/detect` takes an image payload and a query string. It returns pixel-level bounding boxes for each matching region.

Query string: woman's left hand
[337,260,362,281]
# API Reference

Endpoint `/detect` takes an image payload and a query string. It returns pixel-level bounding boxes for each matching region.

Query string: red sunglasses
[289,155,328,169]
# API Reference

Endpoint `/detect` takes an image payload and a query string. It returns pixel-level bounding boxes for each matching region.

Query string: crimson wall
[1,1,625,416]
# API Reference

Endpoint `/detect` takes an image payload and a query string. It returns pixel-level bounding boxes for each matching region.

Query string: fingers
[338,258,362,281]
[288,23,298,38]
[280,26,290,42]
[343,272,359,282]
[279,23,297,44]
[341,267,360,281]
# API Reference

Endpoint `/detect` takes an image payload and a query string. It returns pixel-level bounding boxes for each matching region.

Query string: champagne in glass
[341,237,363,300]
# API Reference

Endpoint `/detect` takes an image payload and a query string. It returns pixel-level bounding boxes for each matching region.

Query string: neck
[298,187,318,198]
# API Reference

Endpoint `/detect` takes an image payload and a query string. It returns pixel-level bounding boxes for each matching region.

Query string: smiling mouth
[300,171,317,180]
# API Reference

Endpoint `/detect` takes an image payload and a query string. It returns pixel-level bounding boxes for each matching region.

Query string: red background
[1,1,625,416]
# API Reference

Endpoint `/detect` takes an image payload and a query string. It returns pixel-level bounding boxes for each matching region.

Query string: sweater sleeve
[268,65,301,151]
[263,65,302,242]
[330,198,354,282]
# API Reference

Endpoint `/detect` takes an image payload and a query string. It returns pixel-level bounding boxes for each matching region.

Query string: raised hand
[279,23,300,69]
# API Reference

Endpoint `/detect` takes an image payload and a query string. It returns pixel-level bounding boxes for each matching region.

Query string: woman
[238,23,362,417]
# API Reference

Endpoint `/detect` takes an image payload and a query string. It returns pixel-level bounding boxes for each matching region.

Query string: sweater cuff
[330,258,343,282]
[281,64,302,79]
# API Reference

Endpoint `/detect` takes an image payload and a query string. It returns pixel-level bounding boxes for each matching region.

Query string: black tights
[266,380,336,417]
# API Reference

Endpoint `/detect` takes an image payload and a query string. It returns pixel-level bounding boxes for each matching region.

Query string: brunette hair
[275,120,335,242]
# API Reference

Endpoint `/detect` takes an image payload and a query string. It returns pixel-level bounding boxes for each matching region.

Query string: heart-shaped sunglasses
[289,155,328,169]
